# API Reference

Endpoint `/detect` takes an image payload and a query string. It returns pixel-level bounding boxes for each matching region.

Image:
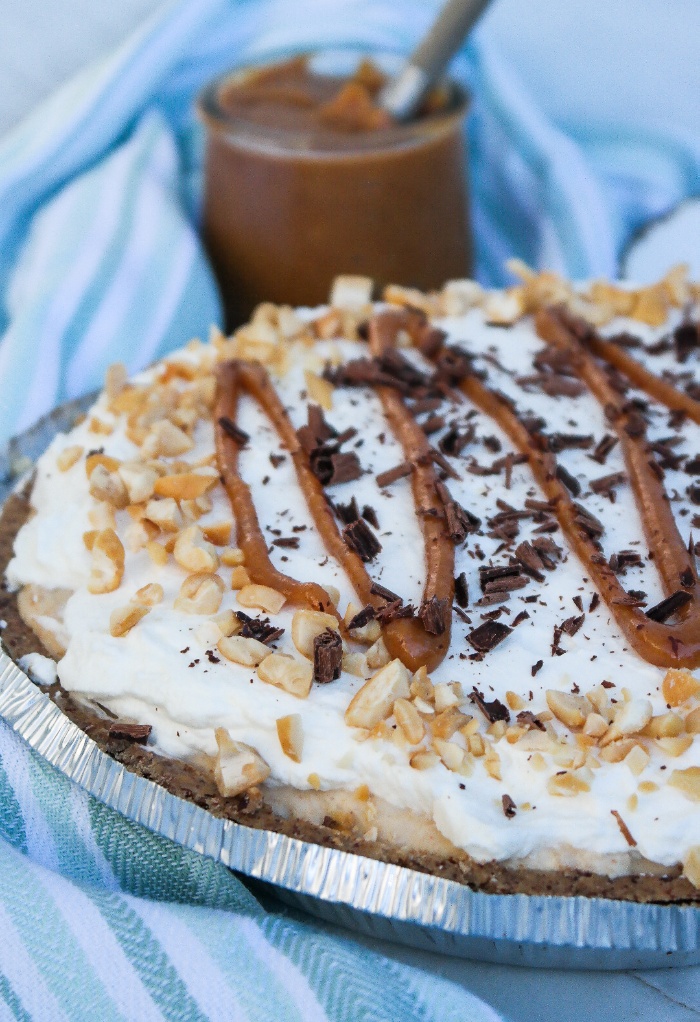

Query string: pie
[4,265,700,901]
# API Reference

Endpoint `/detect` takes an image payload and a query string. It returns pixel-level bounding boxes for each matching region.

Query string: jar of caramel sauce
[198,51,472,328]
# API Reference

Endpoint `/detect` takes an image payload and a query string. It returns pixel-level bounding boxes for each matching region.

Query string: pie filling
[6,268,700,897]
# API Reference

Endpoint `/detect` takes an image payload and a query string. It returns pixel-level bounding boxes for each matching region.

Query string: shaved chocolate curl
[419,596,449,635]
[313,629,343,684]
[469,686,511,722]
[108,721,152,743]
[342,518,381,562]
[467,620,512,654]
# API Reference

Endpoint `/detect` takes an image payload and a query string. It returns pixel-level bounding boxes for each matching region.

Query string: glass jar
[198,49,472,327]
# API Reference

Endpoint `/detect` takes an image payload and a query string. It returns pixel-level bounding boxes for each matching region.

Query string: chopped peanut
[118,462,158,504]
[133,582,164,607]
[201,522,232,547]
[365,637,390,670]
[153,471,218,501]
[304,370,334,410]
[393,698,424,745]
[237,584,285,615]
[669,766,700,802]
[546,690,589,730]
[144,497,183,533]
[109,603,150,637]
[643,712,684,739]
[214,728,270,796]
[217,634,270,667]
[56,445,83,472]
[174,572,224,615]
[277,714,304,762]
[221,547,245,567]
[291,609,339,659]
[655,735,693,758]
[88,464,129,509]
[230,566,252,590]
[174,525,219,573]
[257,653,313,699]
[345,659,410,730]
[662,668,700,707]
[88,529,124,594]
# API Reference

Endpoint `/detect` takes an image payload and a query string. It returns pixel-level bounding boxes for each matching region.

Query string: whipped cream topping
[8,299,700,872]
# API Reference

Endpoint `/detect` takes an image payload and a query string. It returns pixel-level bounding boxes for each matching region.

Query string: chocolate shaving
[673,321,700,363]
[218,416,249,446]
[454,572,469,608]
[235,611,284,645]
[419,596,449,635]
[572,502,604,539]
[334,496,360,525]
[590,471,626,497]
[376,600,415,625]
[313,629,343,684]
[439,424,474,457]
[469,686,510,722]
[502,794,517,819]
[435,479,480,540]
[370,581,401,603]
[531,536,563,568]
[517,709,545,731]
[376,462,412,487]
[645,589,693,623]
[361,505,379,529]
[547,432,594,453]
[515,541,545,582]
[422,414,445,435]
[531,660,543,676]
[511,610,530,626]
[609,549,643,574]
[272,536,300,549]
[108,721,152,743]
[467,621,512,654]
[555,464,581,497]
[342,518,381,561]
[560,613,585,636]
[590,434,619,465]
[326,452,363,486]
[347,605,376,630]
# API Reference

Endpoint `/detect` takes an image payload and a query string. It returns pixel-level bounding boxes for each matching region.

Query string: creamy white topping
[8,304,700,871]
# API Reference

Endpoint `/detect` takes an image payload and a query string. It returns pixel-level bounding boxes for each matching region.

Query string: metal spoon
[378,0,492,121]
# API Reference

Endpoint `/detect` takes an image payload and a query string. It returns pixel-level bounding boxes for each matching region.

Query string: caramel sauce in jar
[198,53,472,327]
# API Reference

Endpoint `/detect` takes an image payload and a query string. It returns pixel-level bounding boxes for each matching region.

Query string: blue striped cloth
[0,0,699,1017]
[0,718,501,1021]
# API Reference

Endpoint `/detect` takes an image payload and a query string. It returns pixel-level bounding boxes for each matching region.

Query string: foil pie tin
[2,398,700,971]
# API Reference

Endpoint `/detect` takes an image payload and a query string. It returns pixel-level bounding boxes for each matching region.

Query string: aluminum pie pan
[2,400,700,970]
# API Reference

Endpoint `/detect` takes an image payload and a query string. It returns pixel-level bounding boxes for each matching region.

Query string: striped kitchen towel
[0,716,502,1022]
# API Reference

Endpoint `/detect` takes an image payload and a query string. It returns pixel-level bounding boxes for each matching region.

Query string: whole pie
[4,265,700,902]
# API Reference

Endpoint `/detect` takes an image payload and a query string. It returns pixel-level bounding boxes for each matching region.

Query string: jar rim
[197,48,469,157]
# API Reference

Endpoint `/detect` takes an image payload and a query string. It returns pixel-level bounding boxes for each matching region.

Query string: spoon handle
[379,0,491,121]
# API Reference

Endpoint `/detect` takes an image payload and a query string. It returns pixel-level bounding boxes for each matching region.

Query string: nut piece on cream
[214,728,270,796]
[345,659,410,730]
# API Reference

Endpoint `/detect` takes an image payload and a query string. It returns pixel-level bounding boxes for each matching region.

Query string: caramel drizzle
[216,344,453,671]
[368,314,454,671]
[450,305,700,669]
[216,299,700,672]
[216,361,336,615]
[586,332,700,426]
